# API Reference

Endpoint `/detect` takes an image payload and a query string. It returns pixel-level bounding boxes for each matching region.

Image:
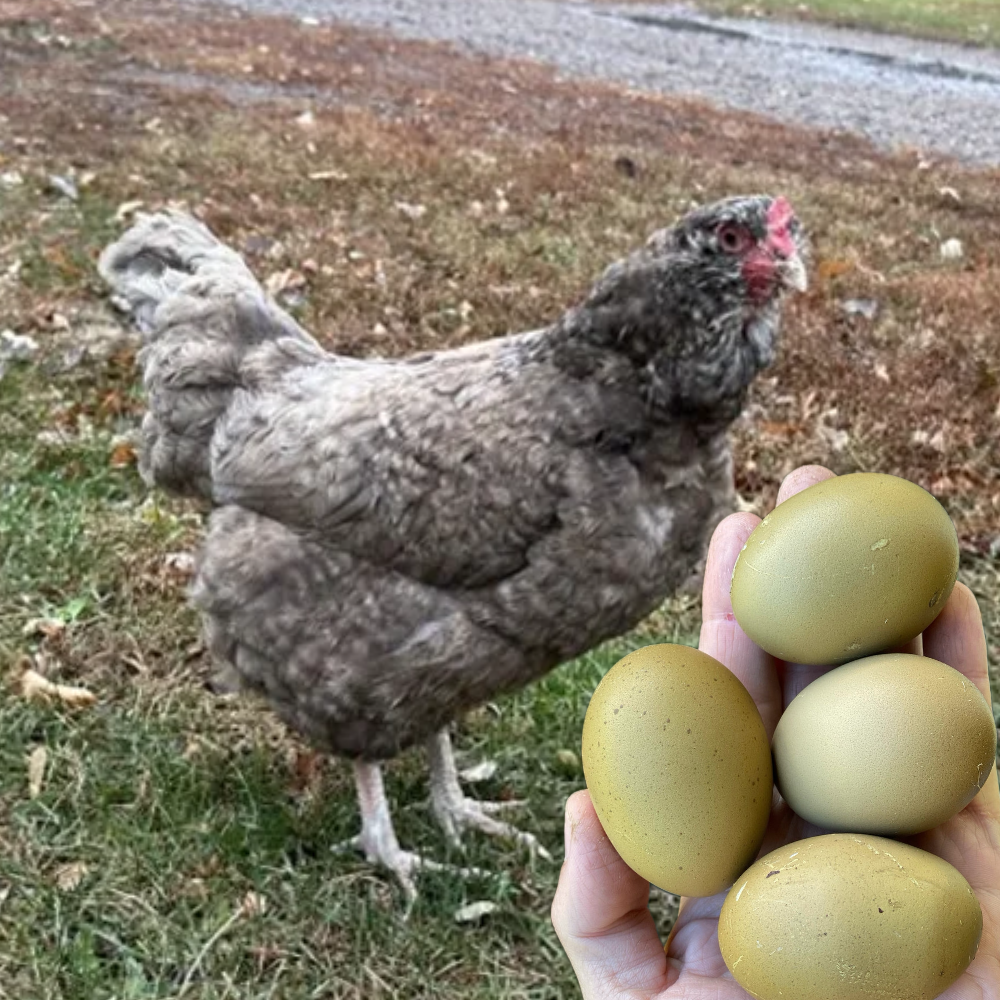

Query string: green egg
[719,834,982,1000]
[731,473,959,665]
[582,643,771,897]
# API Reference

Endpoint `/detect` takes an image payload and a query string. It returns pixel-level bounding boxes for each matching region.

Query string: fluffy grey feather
[100,197,805,760]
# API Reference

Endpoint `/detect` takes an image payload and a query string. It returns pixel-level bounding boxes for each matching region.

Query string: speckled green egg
[730,473,959,665]
[719,834,983,1000]
[773,652,997,835]
[581,643,771,897]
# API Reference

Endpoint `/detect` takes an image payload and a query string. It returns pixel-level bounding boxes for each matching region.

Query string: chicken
[99,195,807,898]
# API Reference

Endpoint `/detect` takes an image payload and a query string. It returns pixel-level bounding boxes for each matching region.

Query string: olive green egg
[719,833,983,1000]
[730,473,959,665]
[773,653,997,835]
[581,644,771,897]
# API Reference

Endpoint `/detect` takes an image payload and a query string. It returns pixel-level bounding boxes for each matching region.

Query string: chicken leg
[337,759,495,902]
[427,730,552,860]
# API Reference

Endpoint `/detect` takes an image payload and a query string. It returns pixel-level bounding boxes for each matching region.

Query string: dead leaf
[264,269,306,296]
[395,201,427,221]
[288,748,324,796]
[816,258,854,281]
[22,617,66,639]
[940,238,964,260]
[54,861,89,892]
[454,901,498,923]
[20,669,97,708]
[164,551,196,578]
[27,746,48,798]
[307,169,348,182]
[241,891,268,917]
[459,760,498,783]
[759,421,800,440]
[109,440,137,467]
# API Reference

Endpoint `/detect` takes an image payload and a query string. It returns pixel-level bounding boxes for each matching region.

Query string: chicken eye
[717,225,749,254]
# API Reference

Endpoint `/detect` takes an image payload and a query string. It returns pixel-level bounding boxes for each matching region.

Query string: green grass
[694,0,1000,46]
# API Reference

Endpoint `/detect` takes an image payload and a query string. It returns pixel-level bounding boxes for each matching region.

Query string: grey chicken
[99,195,807,897]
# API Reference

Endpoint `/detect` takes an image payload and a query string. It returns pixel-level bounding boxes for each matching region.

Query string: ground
[0,2,999,998]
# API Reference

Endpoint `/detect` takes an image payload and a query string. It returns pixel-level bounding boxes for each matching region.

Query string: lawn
[692,0,1000,47]
[1,1,999,997]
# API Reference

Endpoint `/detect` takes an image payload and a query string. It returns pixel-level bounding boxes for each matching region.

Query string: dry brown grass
[5,0,1000,542]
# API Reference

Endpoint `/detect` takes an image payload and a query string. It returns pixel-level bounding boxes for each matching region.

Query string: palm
[554,466,1000,1000]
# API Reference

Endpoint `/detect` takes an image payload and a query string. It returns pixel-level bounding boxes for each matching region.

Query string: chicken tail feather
[99,211,325,498]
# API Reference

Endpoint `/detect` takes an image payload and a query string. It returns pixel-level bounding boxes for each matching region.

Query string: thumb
[551,790,674,998]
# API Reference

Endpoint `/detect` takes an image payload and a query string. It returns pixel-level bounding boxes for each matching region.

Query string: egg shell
[773,653,997,835]
[730,473,959,665]
[581,643,771,897]
[719,833,982,1000]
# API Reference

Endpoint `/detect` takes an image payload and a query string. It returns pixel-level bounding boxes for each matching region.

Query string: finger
[775,464,836,505]
[920,582,1000,822]
[700,512,783,736]
[922,583,991,703]
[551,791,674,996]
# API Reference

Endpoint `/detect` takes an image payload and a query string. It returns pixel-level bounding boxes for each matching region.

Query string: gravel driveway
[206,0,1000,166]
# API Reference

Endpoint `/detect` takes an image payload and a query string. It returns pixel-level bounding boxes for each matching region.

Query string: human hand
[552,465,1000,998]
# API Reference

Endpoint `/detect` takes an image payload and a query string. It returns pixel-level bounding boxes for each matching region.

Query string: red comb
[766,196,795,231]
[766,197,796,258]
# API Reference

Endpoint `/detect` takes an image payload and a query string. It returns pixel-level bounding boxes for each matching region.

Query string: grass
[690,0,1000,47]
[0,0,999,997]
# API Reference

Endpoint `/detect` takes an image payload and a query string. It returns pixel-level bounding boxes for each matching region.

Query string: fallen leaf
[264,269,306,296]
[241,891,268,917]
[20,669,97,708]
[759,420,800,440]
[54,862,89,892]
[22,617,67,639]
[27,746,48,798]
[0,330,39,360]
[454,901,498,924]
[839,298,879,321]
[395,201,427,221]
[940,238,964,260]
[164,551,196,577]
[288,748,324,795]
[459,760,498,783]
[816,258,854,281]
[109,440,137,467]
[48,174,79,201]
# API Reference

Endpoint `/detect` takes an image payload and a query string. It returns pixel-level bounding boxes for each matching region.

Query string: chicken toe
[339,758,490,903]
[427,731,553,860]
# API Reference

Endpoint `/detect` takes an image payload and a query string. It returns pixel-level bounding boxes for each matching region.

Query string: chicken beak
[778,251,808,293]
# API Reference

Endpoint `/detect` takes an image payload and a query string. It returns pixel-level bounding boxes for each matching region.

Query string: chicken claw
[338,759,490,904]
[427,730,553,861]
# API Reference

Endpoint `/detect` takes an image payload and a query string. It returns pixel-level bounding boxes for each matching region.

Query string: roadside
[211,0,1000,165]
[690,0,1000,49]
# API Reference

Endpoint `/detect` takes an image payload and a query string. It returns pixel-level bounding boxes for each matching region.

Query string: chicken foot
[427,730,553,861]
[336,759,489,903]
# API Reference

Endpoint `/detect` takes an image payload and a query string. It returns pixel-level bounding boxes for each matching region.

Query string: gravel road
[209,0,1000,166]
